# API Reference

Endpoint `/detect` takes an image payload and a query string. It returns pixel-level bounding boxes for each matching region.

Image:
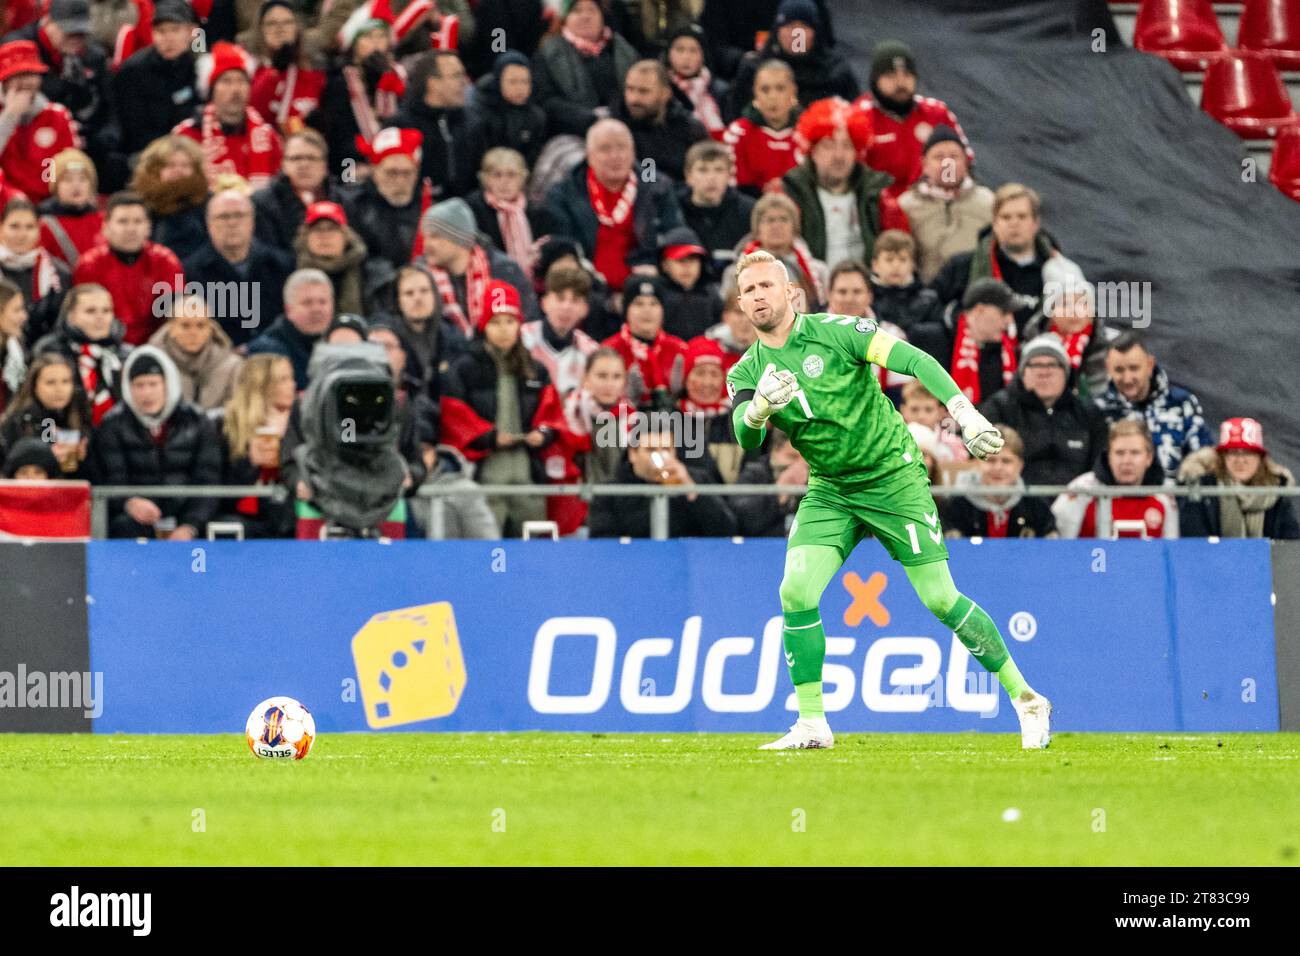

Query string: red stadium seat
[1134,0,1229,71]
[1268,124,1300,198]
[1202,51,1300,135]
[1238,0,1300,69]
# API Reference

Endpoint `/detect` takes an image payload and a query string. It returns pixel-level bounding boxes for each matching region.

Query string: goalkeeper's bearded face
[737,260,793,331]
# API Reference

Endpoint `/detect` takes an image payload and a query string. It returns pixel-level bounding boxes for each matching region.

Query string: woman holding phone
[215,354,297,538]
[0,352,92,477]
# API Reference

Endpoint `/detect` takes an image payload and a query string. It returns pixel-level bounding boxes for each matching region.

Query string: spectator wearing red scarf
[909,277,1019,407]
[531,0,638,137]
[1022,255,1119,402]
[173,41,283,192]
[601,274,687,409]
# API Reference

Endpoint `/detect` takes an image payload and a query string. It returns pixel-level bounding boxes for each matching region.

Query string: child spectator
[1052,420,1176,539]
[129,135,212,262]
[2,435,60,479]
[664,23,729,141]
[944,425,1057,539]
[73,192,185,346]
[1,197,69,344]
[658,226,721,341]
[1177,418,1300,540]
[899,380,967,463]
[0,278,27,414]
[146,293,244,411]
[32,283,127,426]
[869,230,941,332]
[601,274,687,409]
[91,346,222,540]
[723,58,800,196]
[0,352,90,475]
[215,353,296,538]
[470,51,548,169]
[37,149,104,270]
[705,285,755,371]
[534,235,616,339]
[521,266,599,398]
[676,140,755,279]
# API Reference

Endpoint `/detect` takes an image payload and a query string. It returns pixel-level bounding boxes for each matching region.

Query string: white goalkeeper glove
[743,367,798,428]
[947,395,1004,460]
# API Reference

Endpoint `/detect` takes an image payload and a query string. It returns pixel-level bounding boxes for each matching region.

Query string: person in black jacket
[587,413,739,538]
[943,425,1058,539]
[530,0,640,137]
[251,129,344,251]
[246,269,335,390]
[1177,418,1300,540]
[657,226,721,341]
[610,59,710,184]
[726,0,856,116]
[392,50,485,204]
[676,139,754,279]
[978,334,1107,487]
[869,229,942,333]
[699,0,836,80]
[109,1,199,161]
[343,126,426,271]
[90,345,222,539]
[909,277,1021,408]
[469,51,547,170]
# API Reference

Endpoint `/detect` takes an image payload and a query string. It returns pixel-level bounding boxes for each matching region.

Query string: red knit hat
[682,336,726,382]
[197,41,253,99]
[478,279,522,331]
[0,41,48,85]
[1217,417,1267,455]
[356,126,423,166]
[795,96,872,156]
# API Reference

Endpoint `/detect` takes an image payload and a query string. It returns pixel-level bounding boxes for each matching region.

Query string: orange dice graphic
[351,601,467,728]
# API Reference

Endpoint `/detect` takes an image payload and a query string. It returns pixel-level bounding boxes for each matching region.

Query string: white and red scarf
[78,344,121,427]
[484,191,536,276]
[344,63,405,143]
[0,243,61,300]
[198,104,281,190]
[563,25,611,58]
[950,310,1017,404]
[673,68,725,137]
[430,243,490,338]
[679,396,729,416]
[1051,322,1093,370]
[741,237,825,306]
[587,167,637,227]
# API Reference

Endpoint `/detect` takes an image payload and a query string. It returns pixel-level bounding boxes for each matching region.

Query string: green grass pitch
[1,732,1297,866]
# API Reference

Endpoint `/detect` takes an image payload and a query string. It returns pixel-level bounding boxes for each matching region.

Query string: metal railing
[79,482,1300,541]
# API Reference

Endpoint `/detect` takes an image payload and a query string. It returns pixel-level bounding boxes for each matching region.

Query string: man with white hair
[726,249,1052,751]
[248,269,335,390]
[182,189,294,347]
[545,117,682,292]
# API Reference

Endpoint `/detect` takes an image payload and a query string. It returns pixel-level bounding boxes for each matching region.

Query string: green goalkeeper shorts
[788,473,949,567]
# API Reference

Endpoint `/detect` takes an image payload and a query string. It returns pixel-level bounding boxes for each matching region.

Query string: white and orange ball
[245,696,316,760]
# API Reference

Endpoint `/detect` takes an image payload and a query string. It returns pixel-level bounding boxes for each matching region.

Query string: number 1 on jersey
[762,362,814,419]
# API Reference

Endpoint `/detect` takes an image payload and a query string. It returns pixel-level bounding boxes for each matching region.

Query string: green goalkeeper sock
[783,607,827,718]
[940,595,1029,697]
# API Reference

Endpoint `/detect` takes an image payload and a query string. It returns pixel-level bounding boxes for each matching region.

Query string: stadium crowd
[0,0,1295,540]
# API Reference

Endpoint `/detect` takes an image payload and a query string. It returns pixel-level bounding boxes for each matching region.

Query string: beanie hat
[128,353,165,380]
[328,313,370,339]
[1040,255,1095,317]
[1019,333,1070,372]
[258,0,296,22]
[795,96,871,156]
[962,277,1018,314]
[870,39,917,83]
[622,274,665,315]
[665,22,707,54]
[1217,417,1267,455]
[51,148,98,194]
[922,124,964,156]
[682,336,725,381]
[420,197,478,248]
[196,41,254,100]
[478,279,522,331]
[2,437,60,479]
[774,0,821,32]
[492,50,531,81]
[152,0,199,26]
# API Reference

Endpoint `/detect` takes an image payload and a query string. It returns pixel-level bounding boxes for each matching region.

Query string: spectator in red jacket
[73,191,184,345]
[601,273,687,409]
[781,96,910,276]
[853,40,973,201]
[723,58,800,196]
[37,148,103,270]
[173,41,284,192]
[247,0,326,138]
[0,40,79,201]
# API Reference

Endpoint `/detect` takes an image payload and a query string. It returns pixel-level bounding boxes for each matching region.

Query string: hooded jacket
[90,345,223,532]
[470,67,548,168]
[1051,451,1176,540]
[1176,447,1300,540]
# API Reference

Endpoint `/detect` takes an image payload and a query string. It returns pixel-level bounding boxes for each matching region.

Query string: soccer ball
[245,696,316,760]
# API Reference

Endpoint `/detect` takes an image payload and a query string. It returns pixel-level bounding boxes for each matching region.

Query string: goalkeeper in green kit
[727,251,1052,751]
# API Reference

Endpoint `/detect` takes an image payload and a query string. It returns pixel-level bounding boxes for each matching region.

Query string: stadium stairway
[831,0,1300,468]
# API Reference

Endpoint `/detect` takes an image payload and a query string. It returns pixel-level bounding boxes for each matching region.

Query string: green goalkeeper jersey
[726,312,922,490]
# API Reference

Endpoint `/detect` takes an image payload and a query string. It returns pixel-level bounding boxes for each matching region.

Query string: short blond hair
[734,249,790,286]
[993,182,1041,219]
[1108,418,1154,454]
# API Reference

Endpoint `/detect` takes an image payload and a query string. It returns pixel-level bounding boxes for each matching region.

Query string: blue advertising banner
[86,539,1279,734]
